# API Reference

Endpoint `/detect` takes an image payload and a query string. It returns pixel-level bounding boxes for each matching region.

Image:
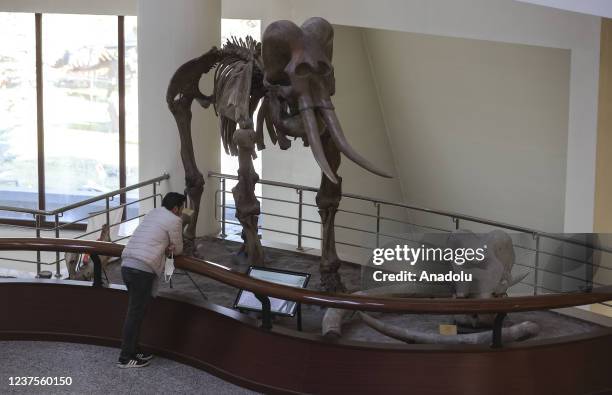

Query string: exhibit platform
[1,238,612,394]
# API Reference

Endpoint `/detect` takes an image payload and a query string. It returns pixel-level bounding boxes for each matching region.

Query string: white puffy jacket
[121,207,183,277]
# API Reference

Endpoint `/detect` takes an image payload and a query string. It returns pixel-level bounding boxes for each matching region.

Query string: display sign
[234,266,310,317]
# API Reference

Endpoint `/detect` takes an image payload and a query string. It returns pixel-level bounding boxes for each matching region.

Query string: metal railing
[209,171,612,307]
[0,174,169,277]
[3,170,609,310]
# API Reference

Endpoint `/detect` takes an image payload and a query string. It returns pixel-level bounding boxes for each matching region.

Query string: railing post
[491,312,507,349]
[91,254,102,288]
[585,234,593,292]
[105,196,111,231]
[533,234,540,296]
[35,213,41,276]
[54,213,61,278]
[296,303,303,331]
[297,189,303,251]
[255,293,272,330]
[220,178,227,238]
[375,202,381,248]
[153,182,157,208]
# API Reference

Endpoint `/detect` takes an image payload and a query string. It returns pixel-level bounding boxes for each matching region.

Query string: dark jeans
[119,266,155,362]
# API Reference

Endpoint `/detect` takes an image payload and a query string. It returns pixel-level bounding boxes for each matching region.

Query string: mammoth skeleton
[167,17,391,291]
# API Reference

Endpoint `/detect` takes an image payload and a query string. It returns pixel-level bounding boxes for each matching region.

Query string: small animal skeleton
[64,224,112,281]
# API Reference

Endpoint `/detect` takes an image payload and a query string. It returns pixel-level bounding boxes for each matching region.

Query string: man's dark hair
[162,192,186,211]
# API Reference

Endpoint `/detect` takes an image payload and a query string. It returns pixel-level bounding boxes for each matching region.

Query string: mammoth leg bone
[359,312,540,345]
[166,49,218,240]
[169,99,204,241]
[232,126,264,265]
[316,133,345,292]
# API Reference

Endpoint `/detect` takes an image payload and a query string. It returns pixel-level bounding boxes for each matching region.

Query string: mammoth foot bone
[183,171,204,240]
[320,272,346,294]
[359,312,540,345]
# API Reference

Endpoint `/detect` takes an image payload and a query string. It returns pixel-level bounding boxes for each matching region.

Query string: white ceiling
[515,0,612,18]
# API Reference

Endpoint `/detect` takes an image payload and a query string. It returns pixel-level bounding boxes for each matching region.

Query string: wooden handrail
[0,238,125,256]
[2,237,612,314]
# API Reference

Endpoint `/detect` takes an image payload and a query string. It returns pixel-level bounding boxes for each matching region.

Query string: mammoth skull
[261,17,391,183]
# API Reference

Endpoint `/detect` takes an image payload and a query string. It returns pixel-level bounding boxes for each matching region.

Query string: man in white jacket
[117,192,184,368]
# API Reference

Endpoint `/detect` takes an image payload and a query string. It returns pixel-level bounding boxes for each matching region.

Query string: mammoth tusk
[509,272,530,288]
[359,312,540,344]
[320,108,392,179]
[301,104,338,184]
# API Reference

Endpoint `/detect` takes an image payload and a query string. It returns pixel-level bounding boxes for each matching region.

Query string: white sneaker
[116,358,150,368]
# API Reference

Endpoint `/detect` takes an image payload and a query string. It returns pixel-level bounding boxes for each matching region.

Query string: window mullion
[118,15,126,218]
[35,13,45,212]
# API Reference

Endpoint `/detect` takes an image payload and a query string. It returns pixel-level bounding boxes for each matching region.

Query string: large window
[125,16,138,195]
[43,14,119,209]
[0,13,38,216]
[0,12,137,222]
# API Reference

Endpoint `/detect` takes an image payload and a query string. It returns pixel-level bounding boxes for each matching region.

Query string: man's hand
[165,244,175,257]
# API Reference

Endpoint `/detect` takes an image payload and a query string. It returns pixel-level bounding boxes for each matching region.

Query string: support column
[594,18,612,233]
[138,0,221,236]
[592,18,612,296]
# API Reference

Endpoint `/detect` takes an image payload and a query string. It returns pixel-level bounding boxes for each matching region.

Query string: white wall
[364,29,571,232]
[138,0,221,236]
[222,0,291,29]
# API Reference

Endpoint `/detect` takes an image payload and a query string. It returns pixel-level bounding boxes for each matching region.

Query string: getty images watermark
[370,244,487,282]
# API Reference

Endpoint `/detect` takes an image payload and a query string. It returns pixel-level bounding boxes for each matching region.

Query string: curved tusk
[301,105,338,184]
[320,108,392,179]
[359,312,540,344]
[509,272,529,288]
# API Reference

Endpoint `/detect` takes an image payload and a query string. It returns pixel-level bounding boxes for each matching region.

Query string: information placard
[234,266,310,317]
